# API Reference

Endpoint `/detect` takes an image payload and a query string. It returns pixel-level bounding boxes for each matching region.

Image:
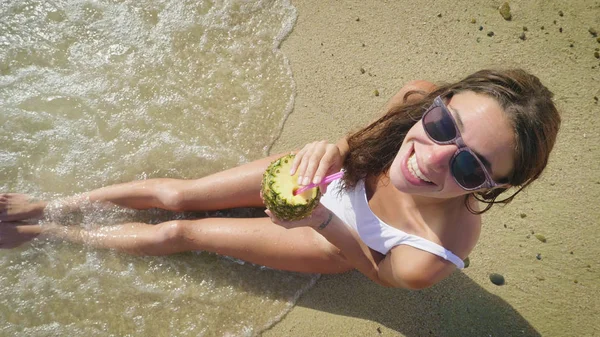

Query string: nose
[426,143,457,174]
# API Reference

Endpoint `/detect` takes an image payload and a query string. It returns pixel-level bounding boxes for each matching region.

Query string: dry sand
[264,1,600,336]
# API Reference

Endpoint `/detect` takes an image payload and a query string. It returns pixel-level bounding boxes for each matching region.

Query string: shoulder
[380,245,457,289]
[377,207,481,289]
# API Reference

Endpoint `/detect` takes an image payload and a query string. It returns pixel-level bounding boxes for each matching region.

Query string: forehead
[446,91,515,179]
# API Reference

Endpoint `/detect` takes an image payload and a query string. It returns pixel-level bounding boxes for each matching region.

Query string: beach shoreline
[264,1,600,336]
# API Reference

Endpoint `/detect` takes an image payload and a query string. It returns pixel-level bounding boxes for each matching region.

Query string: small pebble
[541,26,545,30]
[520,213,527,218]
[535,234,547,243]
[558,10,564,17]
[570,43,574,47]
[377,327,382,334]
[530,230,535,234]
[535,276,545,281]
[553,20,557,25]
[479,25,484,31]
[360,67,366,74]
[470,18,476,24]
[499,2,512,21]
[597,37,600,43]
[536,253,542,260]
[573,279,578,284]
[589,28,598,37]
[490,273,505,286]
[355,17,360,22]
[559,27,563,33]
[594,96,598,101]
[519,32,526,41]
[373,89,379,97]
[463,257,470,268]
[570,251,574,254]
[594,51,599,59]
[437,13,442,18]
[487,31,495,37]
[523,26,528,32]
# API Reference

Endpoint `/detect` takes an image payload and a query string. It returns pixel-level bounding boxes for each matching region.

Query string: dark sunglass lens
[451,151,486,189]
[423,106,456,142]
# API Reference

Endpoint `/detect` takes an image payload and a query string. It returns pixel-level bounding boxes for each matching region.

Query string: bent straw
[293,171,344,195]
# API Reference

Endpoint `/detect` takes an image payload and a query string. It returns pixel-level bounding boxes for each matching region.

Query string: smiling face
[389,91,516,199]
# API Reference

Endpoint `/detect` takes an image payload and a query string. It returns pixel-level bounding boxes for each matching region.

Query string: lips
[408,152,432,183]
[401,144,436,187]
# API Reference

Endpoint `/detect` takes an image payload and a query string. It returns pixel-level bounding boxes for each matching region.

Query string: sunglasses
[421,96,501,191]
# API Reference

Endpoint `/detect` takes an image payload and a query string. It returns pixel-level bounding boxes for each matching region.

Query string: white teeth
[408,153,432,183]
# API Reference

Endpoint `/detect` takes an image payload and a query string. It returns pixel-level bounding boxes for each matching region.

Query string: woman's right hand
[290,141,344,189]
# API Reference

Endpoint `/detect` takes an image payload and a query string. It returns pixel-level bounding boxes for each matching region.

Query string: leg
[4,218,354,274]
[1,153,285,222]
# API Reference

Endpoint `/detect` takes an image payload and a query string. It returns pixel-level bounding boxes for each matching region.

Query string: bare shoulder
[383,245,457,289]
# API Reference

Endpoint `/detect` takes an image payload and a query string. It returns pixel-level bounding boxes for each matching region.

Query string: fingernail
[312,176,321,184]
[297,176,303,184]
[302,177,310,185]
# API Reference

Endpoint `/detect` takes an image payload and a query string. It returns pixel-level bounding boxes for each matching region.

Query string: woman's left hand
[265,204,330,230]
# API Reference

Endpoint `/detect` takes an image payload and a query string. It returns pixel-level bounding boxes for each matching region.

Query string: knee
[403,80,437,93]
[153,179,187,211]
[155,220,189,246]
[389,80,438,107]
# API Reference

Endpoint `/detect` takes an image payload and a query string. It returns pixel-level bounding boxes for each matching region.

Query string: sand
[263,1,600,336]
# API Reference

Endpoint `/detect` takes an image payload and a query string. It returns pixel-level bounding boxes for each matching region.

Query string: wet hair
[342,68,561,214]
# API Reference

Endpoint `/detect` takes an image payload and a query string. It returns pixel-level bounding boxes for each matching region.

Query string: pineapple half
[261,154,321,221]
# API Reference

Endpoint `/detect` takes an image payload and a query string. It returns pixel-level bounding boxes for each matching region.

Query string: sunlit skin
[0,83,521,289]
[389,91,515,201]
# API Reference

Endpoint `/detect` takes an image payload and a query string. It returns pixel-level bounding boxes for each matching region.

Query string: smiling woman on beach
[0,68,560,289]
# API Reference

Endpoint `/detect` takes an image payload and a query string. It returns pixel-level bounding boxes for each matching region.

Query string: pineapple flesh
[261,154,321,221]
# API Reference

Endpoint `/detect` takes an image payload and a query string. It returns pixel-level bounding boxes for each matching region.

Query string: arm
[315,207,456,289]
[268,205,456,289]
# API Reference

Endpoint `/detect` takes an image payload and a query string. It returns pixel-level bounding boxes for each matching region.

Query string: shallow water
[0,0,317,336]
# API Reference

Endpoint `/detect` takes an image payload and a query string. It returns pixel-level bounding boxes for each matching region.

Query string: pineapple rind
[261,154,321,221]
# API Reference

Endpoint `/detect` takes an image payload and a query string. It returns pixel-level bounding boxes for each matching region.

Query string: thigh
[175,216,354,274]
[171,153,286,211]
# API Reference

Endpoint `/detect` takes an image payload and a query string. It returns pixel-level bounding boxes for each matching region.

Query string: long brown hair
[343,69,561,213]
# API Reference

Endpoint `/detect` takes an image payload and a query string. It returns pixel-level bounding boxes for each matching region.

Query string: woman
[0,69,560,289]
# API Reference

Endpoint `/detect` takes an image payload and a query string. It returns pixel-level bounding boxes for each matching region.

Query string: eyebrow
[447,104,493,170]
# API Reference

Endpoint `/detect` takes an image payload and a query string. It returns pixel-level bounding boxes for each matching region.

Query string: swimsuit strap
[395,234,465,269]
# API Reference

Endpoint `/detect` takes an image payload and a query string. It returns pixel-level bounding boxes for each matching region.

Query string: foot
[0,222,43,249]
[0,194,47,222]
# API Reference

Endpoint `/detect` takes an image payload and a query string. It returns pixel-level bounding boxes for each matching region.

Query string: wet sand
[264,1,600,336]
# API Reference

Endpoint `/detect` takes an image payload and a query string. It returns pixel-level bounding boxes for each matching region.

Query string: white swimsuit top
[319,178,465,269]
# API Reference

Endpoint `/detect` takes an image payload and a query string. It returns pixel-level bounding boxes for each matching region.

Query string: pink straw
[293,171,344,195]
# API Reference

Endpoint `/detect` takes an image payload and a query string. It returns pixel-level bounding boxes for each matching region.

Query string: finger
[264,209,272,218]
[302,142,328,185]
[290,147,308,175]
[313,146,339,185]
[295,142,317,183]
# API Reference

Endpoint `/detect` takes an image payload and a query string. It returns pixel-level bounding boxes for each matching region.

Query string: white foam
[0,1,313,336]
